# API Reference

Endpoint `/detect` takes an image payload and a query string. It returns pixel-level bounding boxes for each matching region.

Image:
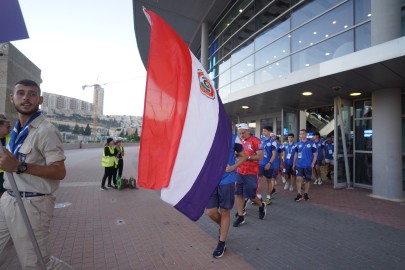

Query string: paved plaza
[0,146,404,269]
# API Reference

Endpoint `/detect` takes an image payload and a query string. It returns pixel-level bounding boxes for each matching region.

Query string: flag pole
[0,147,46,269]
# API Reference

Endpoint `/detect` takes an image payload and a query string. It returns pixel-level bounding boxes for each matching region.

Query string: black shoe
[108,185,114,188]
[294,193,302,202]
[100,186,107,191]
[233,215,245,227]
[234,209,246,218]
[243,198,248,209]
[234,199,248,217]
[271,188,277,196]
[304,193,309,201]
[259,201,266,220]
[213,241,226,258]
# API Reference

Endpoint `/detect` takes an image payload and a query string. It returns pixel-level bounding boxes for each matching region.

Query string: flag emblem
[198,69,215,99]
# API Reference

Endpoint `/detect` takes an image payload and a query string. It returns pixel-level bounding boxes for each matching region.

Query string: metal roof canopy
[133,0,233,68]
[132,1,405,120]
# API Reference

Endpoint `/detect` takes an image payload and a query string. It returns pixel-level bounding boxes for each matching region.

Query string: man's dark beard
[15,105,39,116]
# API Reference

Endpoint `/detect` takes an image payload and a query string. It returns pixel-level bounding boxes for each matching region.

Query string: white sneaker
[284,182,289,190]
[281,176,286,183]
[313,179,318,184]
[318,179,323,185]
[289,185,294,191]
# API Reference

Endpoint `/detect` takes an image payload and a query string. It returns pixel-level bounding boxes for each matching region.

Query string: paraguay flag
[0,0,29,43]
[138,9,232,221]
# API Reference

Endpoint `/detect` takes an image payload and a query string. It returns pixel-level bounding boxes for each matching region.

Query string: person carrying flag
[206,133,247,258]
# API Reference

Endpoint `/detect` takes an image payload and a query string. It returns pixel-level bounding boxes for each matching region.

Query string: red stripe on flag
[138,10,192,189]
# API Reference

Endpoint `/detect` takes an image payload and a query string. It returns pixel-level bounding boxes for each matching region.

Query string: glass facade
[354,99,372,186]
[207,0,373,100]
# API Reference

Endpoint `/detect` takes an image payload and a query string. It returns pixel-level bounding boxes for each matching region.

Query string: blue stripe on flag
[174,97,231,221]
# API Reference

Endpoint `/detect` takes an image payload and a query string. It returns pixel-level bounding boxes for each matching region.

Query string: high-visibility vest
[118,145,124,157]
[0,134,10,173]
[101,146,116,167]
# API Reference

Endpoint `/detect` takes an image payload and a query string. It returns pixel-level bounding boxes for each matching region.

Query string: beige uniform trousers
[0,192,72,270]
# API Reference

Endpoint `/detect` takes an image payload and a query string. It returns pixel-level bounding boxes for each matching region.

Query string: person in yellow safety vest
[0,114,11,196]
[112,138,125,185]
[101,137,118,190]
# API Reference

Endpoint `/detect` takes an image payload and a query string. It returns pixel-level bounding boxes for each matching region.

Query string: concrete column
[299,110,307,130]
[201,22,209,71]
[372,88,404,201]
[371,0,401,45]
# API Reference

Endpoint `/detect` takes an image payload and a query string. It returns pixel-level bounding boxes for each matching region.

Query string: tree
[73,124,80,134]
[57,124,71,132]
[84,124,91,136]
[133,128,140,142]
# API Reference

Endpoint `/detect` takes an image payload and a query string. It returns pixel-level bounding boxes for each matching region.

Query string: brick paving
[1,146,404,269]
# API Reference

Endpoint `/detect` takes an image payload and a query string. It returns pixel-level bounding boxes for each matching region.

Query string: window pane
[355,0,371,24]
[255,16,290,51]
[291,0,345,28]
[291,1,353,53]
[355,153,372,185]
[231,42,254,65]
[355,22,371,51]
[255,36,290,70]
[218,69,231,88]
[231,55,254,81]
[231,73,254,93]
[212,0,253,40]
[255,57,290,85]
[355,119,372,151]
[291,30,353,71]
[354,100,372,118]
[218,58,231,74]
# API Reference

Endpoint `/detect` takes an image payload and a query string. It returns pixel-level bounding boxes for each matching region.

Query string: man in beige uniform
[0,79,71,269]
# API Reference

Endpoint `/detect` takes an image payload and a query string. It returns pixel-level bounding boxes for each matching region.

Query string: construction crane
[82,83,106,139]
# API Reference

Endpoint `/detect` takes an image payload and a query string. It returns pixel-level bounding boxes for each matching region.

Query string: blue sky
[12,0,146,116]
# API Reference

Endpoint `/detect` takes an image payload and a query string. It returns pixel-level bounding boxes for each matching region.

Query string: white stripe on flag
[161,52,219,205]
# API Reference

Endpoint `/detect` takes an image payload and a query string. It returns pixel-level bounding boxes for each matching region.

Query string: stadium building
[133,0,405,201]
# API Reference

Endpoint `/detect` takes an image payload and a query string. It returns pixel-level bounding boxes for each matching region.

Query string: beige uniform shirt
[4,114,66,194]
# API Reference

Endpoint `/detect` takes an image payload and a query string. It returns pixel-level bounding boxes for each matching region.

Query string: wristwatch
[16,162,28,174]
